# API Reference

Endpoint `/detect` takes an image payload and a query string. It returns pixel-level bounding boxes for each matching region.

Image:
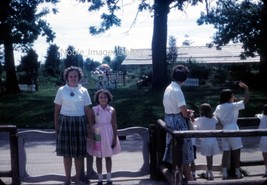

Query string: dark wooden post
[149,124,158,179]
[0,125,20,185]
[172,136,183,185]
[9,126,20,185]
[149,123,166,180]
[156,120,166,164]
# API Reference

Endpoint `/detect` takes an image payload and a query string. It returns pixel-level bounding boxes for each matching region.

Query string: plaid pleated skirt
[56,114,87,158]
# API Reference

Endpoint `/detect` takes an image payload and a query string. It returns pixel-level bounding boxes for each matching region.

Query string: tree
[84,58,100,72]
[167,35,178,63]
[0,0,58,94]
[17,49,40,90]
[64,45,84,69]
[197,0,267,84]
[111,46,126,71]
[182,34,193,46]
[44,44,61,77]
[80,0,202,90]
[102,56,111,66]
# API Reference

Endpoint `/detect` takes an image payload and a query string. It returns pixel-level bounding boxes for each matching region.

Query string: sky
[15,0,216,65]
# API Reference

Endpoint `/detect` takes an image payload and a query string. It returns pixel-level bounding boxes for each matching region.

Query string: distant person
[256,104,267,177]
[87,89,121,185]
[162,64,194,181]
[194,103,220,180]
[54,66,92,185]
[213,81,249,180]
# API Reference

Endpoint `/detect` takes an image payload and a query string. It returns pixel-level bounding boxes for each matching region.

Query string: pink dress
[87,105,121,157]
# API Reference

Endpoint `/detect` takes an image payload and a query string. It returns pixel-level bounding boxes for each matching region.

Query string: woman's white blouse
[54,84,92,116]
[163,81,186,114]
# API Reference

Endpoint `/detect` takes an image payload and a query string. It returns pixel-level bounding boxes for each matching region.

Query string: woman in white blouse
[54,66,92,185]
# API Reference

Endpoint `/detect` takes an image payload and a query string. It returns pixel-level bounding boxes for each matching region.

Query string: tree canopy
[198,0,263,58]
[0,0,59,94]
[80,0,202,90]
[198,0,267,83]
[167,35,178,63]
[44,44,61,77]
[79,0,267,88]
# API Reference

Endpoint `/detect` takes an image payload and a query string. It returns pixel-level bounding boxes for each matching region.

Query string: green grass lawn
[0,81,266,129]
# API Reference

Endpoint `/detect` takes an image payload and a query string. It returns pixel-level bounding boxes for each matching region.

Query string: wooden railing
[14,127,149,183]
[149,117,267,185]
[0,125,20,185]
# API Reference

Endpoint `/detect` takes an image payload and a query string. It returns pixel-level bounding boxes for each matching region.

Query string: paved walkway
[0,130,267,185]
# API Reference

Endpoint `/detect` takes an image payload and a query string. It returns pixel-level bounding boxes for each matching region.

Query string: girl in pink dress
[87,89,121,185]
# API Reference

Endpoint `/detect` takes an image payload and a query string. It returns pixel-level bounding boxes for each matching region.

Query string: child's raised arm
[238,81,249,104]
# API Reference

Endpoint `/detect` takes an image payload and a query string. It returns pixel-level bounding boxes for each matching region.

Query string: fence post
[149,124,158,179]
[172,137,183,185]
[0,125,20,185]
[10,127,20,185]
[155,121,166,165]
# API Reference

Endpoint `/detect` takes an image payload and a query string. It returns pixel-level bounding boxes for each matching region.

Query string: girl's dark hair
[263,104,267,115]
[94,89,113,104]
[64,66,83,81]
[171,65,189,82]
[219,89,233,104]
[199,103,213,118]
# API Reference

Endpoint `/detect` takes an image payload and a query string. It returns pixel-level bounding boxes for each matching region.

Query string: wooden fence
[0,125,20,185]
[0,126,149,184]
[149,117,267,185]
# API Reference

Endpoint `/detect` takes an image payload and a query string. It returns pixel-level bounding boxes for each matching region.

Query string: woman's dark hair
[171,65,189,82]
[199,103,213,118]
[263,104,267,115]
[64,66,83,82]
[219,89,233,104]
[94,89,113,104]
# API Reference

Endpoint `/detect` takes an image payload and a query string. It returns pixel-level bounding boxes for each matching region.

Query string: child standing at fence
[87,89,121,185]
[256,104,267,177]
[213,81,249,180]
[194,103,220,180]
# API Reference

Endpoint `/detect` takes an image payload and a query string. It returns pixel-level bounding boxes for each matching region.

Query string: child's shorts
[222,137,243,151]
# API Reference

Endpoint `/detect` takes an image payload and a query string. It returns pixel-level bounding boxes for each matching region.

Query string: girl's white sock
[98,174,103,181]
[106,172,111,181]
[222,167,228,177]
[235,168,241,176]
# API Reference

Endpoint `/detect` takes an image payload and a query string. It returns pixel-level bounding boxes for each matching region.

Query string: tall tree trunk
[4,25,20,94]
[151,0,170,90]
